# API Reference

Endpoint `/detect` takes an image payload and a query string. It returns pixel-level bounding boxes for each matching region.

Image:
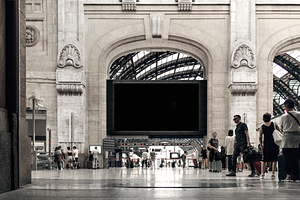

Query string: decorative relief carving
[229,84,257,95]
[26,25,40,47]
[56,84,85,95]
[177,0,194,11]
[231,44,256,69]
[121,0,137,11]
[57,44,83,69]
[152,17,163,38]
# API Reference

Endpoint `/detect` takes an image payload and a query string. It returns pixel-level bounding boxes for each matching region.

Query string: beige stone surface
[25,0,300,158]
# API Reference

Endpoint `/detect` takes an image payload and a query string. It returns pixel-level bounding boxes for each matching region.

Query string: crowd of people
[200,99,300,181]
[53,146,79,170]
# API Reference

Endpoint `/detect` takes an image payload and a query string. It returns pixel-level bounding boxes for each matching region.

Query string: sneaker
[248,172,256,177]
[226,172,236,176]
[209,169,212,172]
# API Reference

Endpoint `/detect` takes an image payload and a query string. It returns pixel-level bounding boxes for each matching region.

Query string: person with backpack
[150,149,156,170]
[55,146,62,170]
[280,99,300,182]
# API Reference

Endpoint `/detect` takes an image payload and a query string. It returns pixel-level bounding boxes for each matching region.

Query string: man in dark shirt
[226,115,256,177]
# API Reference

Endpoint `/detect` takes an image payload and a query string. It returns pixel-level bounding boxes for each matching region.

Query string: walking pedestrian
[181,151,187,168]
[259,112,281,178]
[280,99,300,182]
[208,132,219,172]
[73,146,79,169]
[225,130,235,172]
[150,149,156,170]
[226,115,256,177]
[201,147,208,169]
[142,150,148,168]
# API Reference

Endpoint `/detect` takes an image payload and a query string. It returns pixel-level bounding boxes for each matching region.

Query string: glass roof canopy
[110,50,300,116]
[110,51,204,81]
[273,50,300,114]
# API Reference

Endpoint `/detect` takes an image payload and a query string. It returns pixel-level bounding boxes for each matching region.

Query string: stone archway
[86,23,228,159]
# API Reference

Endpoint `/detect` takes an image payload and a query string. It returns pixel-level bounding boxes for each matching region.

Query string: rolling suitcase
[212,160,222,172]
[87,161,92,169]
[193,159,198,168]
[253,161,267,175]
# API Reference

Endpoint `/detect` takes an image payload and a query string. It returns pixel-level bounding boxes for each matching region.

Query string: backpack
[55,150,60,160]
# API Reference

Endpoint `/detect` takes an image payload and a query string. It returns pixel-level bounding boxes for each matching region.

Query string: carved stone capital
[57,44,83,69]
[177,0,194,11]
[121,0,137,11]
[231,44,256,69]
[229,84,257,95]
[56,83,85,95]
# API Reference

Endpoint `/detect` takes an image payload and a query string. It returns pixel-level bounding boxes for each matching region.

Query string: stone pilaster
[57,0,85,153]
[229,0,257,144]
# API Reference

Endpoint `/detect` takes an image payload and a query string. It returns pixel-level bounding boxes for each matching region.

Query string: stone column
[57,0,85,153]
[229,0,257,144]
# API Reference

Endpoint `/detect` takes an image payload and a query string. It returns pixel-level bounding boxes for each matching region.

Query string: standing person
[91,147,100,170]
[150,149,156,170]
[226,115,256,177]
[73,146,79,169]
[55,146,62,170]
[280,99,300,181]
[181,151,187,168]
[207,132,219,172]
[201,147,208,169]
[220,146,226,170]
[225,130,235,172]
[259,112,281,178]
[142,150,148,169]
[66,147,73,169]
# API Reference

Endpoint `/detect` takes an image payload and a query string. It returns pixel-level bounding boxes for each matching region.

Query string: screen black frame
[107,80,207,137]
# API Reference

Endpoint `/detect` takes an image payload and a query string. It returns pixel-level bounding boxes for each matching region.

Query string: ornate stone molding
[57,44,83,69]
[26,25,40,47]
[152,17,163,38]
[231,44,256,69]
[177,0,194,11]
[121,0,137,11]
[229,84,257,95]
[56,83,85,95]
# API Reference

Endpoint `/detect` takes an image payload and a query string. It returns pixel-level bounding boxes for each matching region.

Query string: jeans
[142,159,147,168]
[227,155,233,172]
[93,157,98,169]
[182,160,186,168]
[232,144,255,173]
[282,146,300,177]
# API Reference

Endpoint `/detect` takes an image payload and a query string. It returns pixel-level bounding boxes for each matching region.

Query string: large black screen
[107,80,207,136]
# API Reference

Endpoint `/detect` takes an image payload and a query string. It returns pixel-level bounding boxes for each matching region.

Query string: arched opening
[106,50,207,156]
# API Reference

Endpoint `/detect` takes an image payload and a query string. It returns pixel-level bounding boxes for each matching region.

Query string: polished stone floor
[1,167,300,199]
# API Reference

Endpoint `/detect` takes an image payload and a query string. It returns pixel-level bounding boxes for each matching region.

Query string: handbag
[272,122,282,146]
[242,146,262,163]
[214,151,222,161]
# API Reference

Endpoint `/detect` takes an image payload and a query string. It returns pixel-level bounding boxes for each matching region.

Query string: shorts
[74,158,78,163]
[209,150,215,162]
[68,156,72,162]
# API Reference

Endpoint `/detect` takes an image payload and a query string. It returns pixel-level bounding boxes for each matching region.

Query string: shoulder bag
[288,112,300,126]
[272,121,282,146]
